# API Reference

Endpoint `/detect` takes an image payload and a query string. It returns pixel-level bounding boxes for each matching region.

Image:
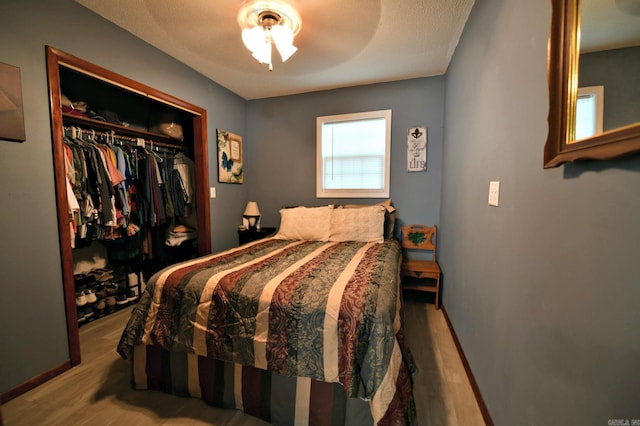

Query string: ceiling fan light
[276,42,297,62]
[252,42,272,65]
[242,27,264,52]
[271,24,294,46]
[237,1,301,71]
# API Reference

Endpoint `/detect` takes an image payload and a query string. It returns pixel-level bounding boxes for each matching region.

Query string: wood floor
[2,293,484,425]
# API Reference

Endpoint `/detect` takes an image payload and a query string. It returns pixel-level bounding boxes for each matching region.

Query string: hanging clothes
[173,152,195,204]
[63,127,192,246]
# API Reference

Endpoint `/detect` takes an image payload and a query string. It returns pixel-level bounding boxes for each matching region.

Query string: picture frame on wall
[0,62,26,142]
[407,127,427,172]
[217,128,244,183]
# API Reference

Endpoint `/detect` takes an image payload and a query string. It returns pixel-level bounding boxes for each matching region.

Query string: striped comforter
[117,238,416,424]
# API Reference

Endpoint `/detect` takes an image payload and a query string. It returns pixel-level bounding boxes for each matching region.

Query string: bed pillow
[329,205,386,243]
[275,206,332,241]
[342,199,397,240]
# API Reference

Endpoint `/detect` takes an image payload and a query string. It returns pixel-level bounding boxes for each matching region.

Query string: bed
[117,204,416,425]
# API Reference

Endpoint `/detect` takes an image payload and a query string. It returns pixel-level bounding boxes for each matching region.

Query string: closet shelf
[63,112,179,144]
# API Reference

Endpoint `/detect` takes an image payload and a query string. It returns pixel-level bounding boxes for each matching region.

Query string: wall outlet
[210,187,216,198]
[488,181,500,206]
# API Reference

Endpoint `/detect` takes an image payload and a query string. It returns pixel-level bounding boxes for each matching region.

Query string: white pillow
[275,206,332,241]
[329,205,386,243]
[342,199,397,239]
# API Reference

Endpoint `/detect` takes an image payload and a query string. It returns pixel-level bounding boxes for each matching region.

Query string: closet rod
[63,125,184,150]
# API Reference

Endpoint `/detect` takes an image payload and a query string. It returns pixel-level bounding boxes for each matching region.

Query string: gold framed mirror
[544,0,640,168]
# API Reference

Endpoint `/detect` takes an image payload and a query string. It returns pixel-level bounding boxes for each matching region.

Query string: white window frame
[316,109,392,198]
[575,85,604,140]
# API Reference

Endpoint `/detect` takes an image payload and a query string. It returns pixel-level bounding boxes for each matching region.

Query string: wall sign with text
[407,127,427,172]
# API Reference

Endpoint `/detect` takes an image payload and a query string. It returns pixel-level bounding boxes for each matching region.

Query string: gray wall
[246,78,444,230]
[442,0,640,424]
[0,0,247,394]
[579,46,640,131]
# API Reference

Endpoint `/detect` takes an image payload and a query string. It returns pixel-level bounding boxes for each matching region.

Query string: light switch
[210,187,216,198]
[488,181,500,206]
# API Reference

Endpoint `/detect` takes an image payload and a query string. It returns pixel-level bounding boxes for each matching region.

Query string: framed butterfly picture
[217,129,243,183]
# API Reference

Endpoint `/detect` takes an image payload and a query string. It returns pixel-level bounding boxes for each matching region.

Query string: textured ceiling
[581,0,640,53]
[73,0,639,100]
[74,0,475,100]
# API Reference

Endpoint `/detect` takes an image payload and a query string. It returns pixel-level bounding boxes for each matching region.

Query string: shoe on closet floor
[97,273,114,282]
[116,292,128,306]
[126,289,138,302]
[76,292,87,307]
[94,299,106,315]
[85,274,97,288]
[105,296,117,311]
[74,274,88,291]
[89,269,114,282]
[82,305,94,320]
[84,289,97,304]
[105,283,119,296]
[95,286,108,300]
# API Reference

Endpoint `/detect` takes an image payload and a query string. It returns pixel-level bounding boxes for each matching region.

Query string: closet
[46,46,211,366]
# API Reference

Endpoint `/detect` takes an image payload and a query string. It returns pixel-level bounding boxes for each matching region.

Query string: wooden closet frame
[45,46,211,368]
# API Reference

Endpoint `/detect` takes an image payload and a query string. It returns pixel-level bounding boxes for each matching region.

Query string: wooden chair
[400,224,441,309]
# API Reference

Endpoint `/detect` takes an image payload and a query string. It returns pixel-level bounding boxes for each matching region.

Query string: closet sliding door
[45,46,211,367]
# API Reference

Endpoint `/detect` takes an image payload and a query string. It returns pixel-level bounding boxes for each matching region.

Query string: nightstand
[237,227,277,245]
[400,224,441,309]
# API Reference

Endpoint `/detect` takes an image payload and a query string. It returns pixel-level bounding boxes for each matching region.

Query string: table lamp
[243,201,261,231]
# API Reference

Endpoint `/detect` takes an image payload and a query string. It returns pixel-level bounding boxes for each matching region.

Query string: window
[316,109,391,198]
[575,85,604,140]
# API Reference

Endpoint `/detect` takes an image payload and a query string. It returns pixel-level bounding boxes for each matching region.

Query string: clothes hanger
[145,140,164,162]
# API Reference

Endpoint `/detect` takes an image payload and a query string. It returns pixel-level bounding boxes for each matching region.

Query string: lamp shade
[244,201,261,216]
